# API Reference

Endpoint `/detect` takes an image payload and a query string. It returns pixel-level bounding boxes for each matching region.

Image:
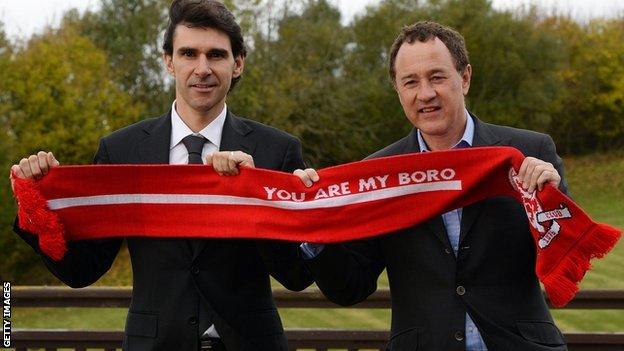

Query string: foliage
[62,0,173,117]
[0,27,143,282]
[543,17,624,153]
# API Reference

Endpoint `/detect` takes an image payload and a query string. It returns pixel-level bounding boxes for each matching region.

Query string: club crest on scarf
[508,168,573,248]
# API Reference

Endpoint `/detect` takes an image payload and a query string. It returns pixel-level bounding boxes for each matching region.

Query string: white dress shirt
[169,101,227,165]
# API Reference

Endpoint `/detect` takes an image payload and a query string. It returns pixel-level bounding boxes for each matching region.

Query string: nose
[194,54,212,77]
[416,82,436,102]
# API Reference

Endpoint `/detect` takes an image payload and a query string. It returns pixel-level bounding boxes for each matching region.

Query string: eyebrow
[400,68,448,81]
[176,47,230,57]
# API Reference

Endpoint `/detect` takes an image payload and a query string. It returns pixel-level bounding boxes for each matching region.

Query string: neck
[422,114,467,151]
[175,99,225,133]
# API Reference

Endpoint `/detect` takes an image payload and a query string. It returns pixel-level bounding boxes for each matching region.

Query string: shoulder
[235,115,298,142]
[366,130,417,160]
[476,118,559,161]
[101,115,165,143]
[482,121,551,143]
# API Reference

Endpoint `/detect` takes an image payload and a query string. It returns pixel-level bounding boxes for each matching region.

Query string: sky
[1,0,623,40]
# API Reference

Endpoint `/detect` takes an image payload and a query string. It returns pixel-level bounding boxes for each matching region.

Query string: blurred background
[0,0,622,333]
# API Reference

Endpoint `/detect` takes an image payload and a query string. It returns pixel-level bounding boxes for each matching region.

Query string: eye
[208,51,227,59]
[431,75,445,82]
[181,50,195,57]
[404,80,416,87]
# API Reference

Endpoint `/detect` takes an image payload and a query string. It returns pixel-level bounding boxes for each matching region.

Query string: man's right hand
[11,151,60,180]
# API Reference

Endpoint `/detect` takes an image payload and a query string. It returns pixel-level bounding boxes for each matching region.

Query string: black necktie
[182,135,207,164]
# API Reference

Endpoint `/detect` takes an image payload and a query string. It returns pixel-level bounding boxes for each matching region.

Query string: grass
[9,152,624,333]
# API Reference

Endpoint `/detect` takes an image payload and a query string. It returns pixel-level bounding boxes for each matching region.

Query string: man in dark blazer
[12,1,312,350]
[296,22,567,350]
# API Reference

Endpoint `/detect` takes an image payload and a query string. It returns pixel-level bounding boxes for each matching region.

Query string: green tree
[0,22,17,282]
[231,0,353,166]
[62,0,172,117]
[0,27,143,283]
[545,17,624,153]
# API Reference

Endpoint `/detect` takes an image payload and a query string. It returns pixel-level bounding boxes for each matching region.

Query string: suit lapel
[219,111,255,154]
[458,114,504,244]
[426,216,453,252]
[191,111,255,261]
[137,112,172,164]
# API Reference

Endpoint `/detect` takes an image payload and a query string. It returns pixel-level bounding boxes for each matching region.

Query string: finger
[237,152,255,168]
[47,152,60,167]
[11,164,25,179]
[536,171,548,192]
[526,164,542,193]
[521,160,537,191]
[214,153,228,176]
[205,153,214,166]
[28,155,43,179]
[19,158,32,179]
[304,168,319,182]
[536,170,561,191]
[37,151,50,175]
[294,169,313,187]
[226,152,239,176]
[518,157,532,182]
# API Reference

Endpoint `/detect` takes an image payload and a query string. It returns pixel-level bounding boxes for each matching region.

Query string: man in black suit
[12,1,312,350]
[296,21,568,350]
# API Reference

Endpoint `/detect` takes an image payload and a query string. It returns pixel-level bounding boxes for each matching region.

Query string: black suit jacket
[305,114,568,351]
[15,111,313,351]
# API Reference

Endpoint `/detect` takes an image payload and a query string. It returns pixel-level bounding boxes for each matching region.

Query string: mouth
[418,106,441,114]
[190,83,218,91]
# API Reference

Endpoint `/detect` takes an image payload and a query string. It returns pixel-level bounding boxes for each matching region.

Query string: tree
[230,0,353,166]
[544,17,624,153]
[62,0,173,117]
[0,27,143,283]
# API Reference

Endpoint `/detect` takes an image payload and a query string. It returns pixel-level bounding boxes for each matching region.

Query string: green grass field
[11,152,624,332]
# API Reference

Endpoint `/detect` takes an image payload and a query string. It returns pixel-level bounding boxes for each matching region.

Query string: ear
[164,53,174,76]
[232,55,245,79]
[461,64,472,95]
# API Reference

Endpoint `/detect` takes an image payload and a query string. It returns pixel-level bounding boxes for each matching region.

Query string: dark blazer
[15,111,314,351]
[305,114,569,351]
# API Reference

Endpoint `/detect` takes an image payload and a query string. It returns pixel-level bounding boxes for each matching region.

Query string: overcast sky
[1,0,623,40]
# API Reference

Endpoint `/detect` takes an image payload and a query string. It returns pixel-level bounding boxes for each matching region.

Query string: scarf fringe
[542,222,621,307]
[12,175,66,261]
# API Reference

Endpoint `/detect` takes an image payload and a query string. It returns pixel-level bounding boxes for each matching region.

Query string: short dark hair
[163,0,247,88]
[388,21,469,83]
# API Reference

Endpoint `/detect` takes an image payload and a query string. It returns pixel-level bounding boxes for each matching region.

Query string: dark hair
[163,0,247,88]
[388,21,469,83]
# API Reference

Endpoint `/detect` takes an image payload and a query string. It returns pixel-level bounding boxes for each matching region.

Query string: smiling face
[393,37,472,150]
[164,24,244,122]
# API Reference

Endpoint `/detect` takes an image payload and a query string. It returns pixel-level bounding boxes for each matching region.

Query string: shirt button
[456,286,466,296]
[192,266,200,275]
[454,331,465,341]
[188,317,198,326]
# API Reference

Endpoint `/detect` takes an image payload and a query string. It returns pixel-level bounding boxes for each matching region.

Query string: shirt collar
[417,109,474,152]
[170,101,227,150]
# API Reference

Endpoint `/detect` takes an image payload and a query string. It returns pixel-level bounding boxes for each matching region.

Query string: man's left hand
[518,157,561,193]
[206,151,254,176]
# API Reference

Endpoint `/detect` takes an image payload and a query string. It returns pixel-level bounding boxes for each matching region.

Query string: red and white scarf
[12,146,621,307]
